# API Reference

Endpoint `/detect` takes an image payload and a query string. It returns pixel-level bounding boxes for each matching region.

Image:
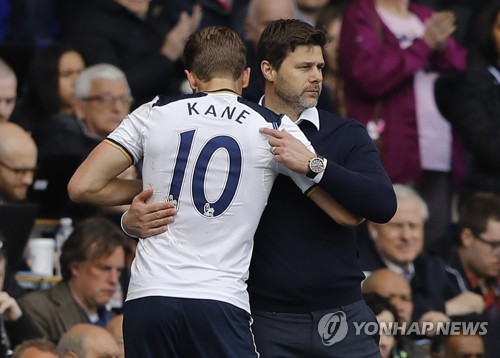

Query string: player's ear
[261,60,275,82]
[185,70,198,92]
[241,67,251,89]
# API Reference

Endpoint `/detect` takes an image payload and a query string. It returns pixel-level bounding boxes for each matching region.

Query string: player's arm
[260,126,363,227]
[68,141,143,206]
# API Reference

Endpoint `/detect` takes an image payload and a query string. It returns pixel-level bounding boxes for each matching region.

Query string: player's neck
[197,79,241,96]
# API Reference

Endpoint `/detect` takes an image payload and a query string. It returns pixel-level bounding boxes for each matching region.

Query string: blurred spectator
[363,268,442,356]
[296,0,329,25]
[439,2,500,206]
[339,0,467,251]
[18,217,128,343]
[447,192,500,357]
[430,330,485,358]
[57,323,121,358]
[63,0,201,107]
[363,292,404,358]
[242,0,298,103]
[12,338,61,358]
[14,44,85,141]
[450,192,500,318]
[34,63,132,158]
[0,122,37,204]
[0,247,38,348]
[363,268,416,325]
[0,58,17,122]
[360,184,484,322]
[315,2,349,116]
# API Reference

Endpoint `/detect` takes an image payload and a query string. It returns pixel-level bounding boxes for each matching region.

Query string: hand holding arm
[260,127,363,226]
[122,188,177,238]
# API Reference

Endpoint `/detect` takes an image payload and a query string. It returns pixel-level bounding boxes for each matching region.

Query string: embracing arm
[68,141,143,206]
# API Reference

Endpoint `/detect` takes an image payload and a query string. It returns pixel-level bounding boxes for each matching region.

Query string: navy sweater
[248,110,396,312]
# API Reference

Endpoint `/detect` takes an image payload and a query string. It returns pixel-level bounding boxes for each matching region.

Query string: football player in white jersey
[68,25,359,357]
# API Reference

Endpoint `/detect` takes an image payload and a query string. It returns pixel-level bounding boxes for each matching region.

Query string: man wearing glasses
[451,191,500,317]
[0,122,37,204]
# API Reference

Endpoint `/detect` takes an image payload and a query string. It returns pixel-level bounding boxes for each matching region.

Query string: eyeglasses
[82,94,133,107]
[474,234,500,255]
[0,159,37,177]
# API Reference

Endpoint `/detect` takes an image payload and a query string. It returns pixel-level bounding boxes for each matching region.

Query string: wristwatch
[306,155,326,179]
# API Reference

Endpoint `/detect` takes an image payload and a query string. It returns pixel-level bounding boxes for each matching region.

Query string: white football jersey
[107,92,313,312]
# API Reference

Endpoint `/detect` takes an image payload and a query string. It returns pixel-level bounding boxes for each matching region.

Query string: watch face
[310,158,324,173]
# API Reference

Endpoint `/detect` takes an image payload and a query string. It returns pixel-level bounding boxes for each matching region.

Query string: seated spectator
[360,184,484,322]
[11,338,61,358]
[15,44,85,140]
[63,0,201,107]
[430,330,485,358]
[0,58,17,122]
[0,247,38,348]
[18,217,129,343]
[447,191,500,357]
[363,269,438,356]
[0,122,37,204]
[57,323,121,358]
[34,63,133,158]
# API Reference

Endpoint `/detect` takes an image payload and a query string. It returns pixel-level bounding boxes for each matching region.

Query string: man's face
[0,146,37,202]
[71,246,125,310]
[466,219,500,278]
[273,45,324,114]
[19,347,60,358]
[0,75,17,122]
[76,79,131,139]
[373,276,413,324]
[371,196,425,269]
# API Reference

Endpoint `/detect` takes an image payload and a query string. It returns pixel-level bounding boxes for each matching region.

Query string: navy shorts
[123,296,259,358]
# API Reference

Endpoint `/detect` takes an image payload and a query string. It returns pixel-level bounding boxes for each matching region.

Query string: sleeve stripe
[103,138,134,166]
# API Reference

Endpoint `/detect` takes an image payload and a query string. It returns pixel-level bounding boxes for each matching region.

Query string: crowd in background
[0,0,499,357]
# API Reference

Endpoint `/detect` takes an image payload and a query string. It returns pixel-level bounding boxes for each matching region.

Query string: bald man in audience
[57,323,121,358]
[12,338,61,358]
[0,59,17,122]
[0,122,37,203]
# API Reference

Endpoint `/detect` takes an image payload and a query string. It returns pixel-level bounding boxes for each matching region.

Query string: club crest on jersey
[203,203,215,217]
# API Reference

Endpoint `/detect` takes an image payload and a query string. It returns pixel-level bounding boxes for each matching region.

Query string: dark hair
[256,19,327,85]
[60,216,128,282]
[18,43,81,121]
[476,2,500,65]
[458,192,500,240]
[183,26,247,82]
[12,338,60,357]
